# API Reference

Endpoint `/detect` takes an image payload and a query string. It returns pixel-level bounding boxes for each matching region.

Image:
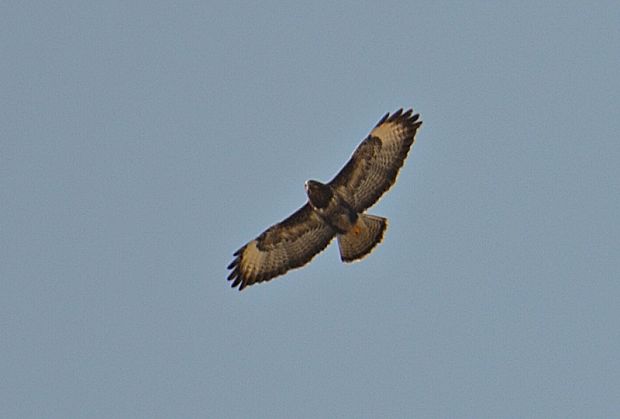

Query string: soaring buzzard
[227,108,422,290]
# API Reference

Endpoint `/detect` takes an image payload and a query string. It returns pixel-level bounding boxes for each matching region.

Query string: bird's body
[305,180,357,234]
[227,108,422,290]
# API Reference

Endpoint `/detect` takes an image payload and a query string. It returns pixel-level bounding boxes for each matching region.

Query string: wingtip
[227,259,238,270]
[378,108,422,127]
[233,247,243,256]
[398,108,422,130]
[227,247,246,289]
[230,274,242,288]
[376,112,390,126]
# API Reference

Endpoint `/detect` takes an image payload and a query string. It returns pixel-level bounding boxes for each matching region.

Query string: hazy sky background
[2,1,619,418]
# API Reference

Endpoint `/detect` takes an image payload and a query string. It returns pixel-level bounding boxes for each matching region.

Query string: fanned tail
[337,214,387,262]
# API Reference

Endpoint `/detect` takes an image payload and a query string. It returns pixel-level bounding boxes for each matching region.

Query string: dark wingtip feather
[376,112,389,127]
[231,274,242,288]
[378,108,424,128]
[227,259,238,269]
[396,108,422,134]
[227,267,239,281]
[227,245,246,289]
[387,108,403,122]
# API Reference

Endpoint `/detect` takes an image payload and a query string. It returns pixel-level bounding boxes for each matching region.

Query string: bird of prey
[227,108,422,290]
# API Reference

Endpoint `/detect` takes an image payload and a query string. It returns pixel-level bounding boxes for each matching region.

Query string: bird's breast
[314,192,358,234]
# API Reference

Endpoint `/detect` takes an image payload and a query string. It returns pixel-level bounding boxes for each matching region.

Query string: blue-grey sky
[2,2,619,418]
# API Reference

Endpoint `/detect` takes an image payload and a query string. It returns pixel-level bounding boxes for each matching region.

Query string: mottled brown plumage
[227,108,422,290]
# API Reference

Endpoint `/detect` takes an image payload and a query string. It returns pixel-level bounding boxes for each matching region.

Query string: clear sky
[2,1,619,418]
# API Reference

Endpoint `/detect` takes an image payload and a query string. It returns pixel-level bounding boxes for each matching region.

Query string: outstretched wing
[227,204,336,290]
[329,109,422,212]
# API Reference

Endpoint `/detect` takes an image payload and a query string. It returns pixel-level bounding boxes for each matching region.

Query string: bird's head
[305,180,332,209]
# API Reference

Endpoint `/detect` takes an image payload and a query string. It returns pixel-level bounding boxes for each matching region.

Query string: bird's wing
[329,109,422,211]
[227,204,336,290]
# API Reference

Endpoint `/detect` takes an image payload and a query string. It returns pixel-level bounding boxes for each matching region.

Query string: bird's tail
[337,214,387,262]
